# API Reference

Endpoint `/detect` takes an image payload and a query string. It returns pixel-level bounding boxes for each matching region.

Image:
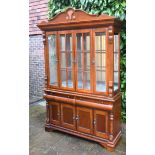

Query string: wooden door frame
[74,29,93,94]
[46,31,59,89]
[92,28,108,96]
[58,30,75,91]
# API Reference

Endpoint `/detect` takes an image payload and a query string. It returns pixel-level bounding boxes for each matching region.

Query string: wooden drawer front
[52,92,75,99]
[49,102,60,125]
[76,96,102,104]
[61,103,76,130]
[76,107,93,134]
[94,110,108,139]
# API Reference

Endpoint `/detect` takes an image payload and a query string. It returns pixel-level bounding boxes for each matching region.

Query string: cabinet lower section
[44,92,121,152]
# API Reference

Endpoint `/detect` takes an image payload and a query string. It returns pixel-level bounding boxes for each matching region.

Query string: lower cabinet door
[94,110,108,139]
[76,107,93,134]
[49,102,60,125]
[61,103,76,130]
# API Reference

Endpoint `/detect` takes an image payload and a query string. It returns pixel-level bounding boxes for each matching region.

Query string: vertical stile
[82,33,84,89]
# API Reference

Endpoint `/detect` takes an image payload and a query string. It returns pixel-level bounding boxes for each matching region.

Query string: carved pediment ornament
[66,8,76,21]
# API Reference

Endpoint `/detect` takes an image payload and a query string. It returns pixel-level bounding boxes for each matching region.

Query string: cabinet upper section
[38,8,122,97]
[37,8,122,31]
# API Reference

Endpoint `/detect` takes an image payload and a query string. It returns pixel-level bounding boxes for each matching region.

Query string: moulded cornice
[37,7,121,31]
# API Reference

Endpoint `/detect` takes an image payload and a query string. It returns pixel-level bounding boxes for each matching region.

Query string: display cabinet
[38,8,122,151]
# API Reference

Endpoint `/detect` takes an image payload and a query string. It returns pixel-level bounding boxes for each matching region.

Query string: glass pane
[95,34,100,50]
[77,52,82,69]
[114,53,118,71]
[95,32,106,51]
[61,52,66,68]
[66,34,72,51]
[114,34,119,90]
[76,33,90,90]
[60,33,73,88]
[48,34,57,86]
[114,71,118,90]
[77,71,83,88]
[101,34,106,50]
[60,34,65,51]
[102,53,106,68]
[68,70,73,88]
[67,52,72,68]
[84,33,90,51]
[114,35,119,52]
[76,33,82,51]
[61,70,66,87]
[95,52,106,71]
[84,52,90,71]
[84,71,90,89]
[95,32,106,92]
[96,71,106,92]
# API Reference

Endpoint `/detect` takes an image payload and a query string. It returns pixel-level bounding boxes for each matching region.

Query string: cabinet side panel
[113,96,121,138]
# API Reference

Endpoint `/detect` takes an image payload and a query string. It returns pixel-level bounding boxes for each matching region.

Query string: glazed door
[47,32,59,88]
[94,110,108,139]
[49,102,60,125]
[61,103,76,130]
[93,28,107,95]
[76,107,93,134]
[75,29,93,93]
[58,31,75,91]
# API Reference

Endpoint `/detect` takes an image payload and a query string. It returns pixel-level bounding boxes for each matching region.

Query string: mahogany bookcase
[38,8,122,151]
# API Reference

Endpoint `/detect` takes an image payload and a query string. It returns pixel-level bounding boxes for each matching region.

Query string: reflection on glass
[48,34,57,86]
[84,71,90,89]
[61,70,66,87]
[114,34,119,90]
[61,52,66,68]
[84,52,90,70]
[76,33,82,51]
[78,71,83,88]
[114,53,118,71]
[66,34,72,51]
[95,32,106,50]
[60,34,73,88]
[68,70,73,88]
[95,32,106,92]
[60,34,65,51]
[76,33,90,90]
[84,33,90,51]
[67,53,72,68]
[96,71,106,92]
[77,52,82,68]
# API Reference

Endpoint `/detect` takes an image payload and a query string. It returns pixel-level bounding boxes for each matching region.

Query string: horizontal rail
[44,94,113,111]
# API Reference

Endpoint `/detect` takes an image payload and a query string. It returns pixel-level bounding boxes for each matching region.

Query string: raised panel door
[76,107,93,134]
[49,102,60,125]
[61,103,76,130]
[94,110,108,139]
